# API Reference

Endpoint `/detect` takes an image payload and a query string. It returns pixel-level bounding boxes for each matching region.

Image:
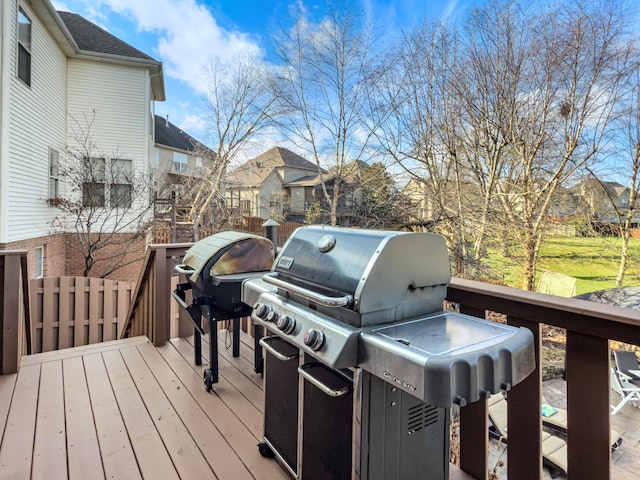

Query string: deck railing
[122,244,193,345]
[0,251,31,374]
[122,242,640,480]
[448,277,640,480]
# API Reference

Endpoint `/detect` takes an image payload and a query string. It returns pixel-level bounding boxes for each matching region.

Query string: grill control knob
[254,303,272,320]
[304,329,325,351]
[266,311,278,323]
[276,315,296,334]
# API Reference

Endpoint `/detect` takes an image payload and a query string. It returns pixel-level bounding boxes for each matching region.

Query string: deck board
[0,364,40,479]
[0,373,17,442]
[63,356,105,480]
[32,360,66,480]
[158,339,290,479]
[136,341,255,480]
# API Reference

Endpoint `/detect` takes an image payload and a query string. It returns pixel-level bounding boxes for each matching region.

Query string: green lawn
[484,236,640,295]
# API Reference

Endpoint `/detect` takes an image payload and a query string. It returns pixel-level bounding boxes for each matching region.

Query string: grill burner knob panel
[304,329,325,351]
[277,315,296,334]
[254,303,272,320]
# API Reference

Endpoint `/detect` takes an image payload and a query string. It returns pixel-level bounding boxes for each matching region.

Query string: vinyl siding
[66,59,152,231]
[3,1,67,243]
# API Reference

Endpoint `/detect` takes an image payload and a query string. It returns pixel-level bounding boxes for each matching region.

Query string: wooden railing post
[505,317,542,480]
[565,331,610,479]
[458,305,489,480]
[153,246,169,346]
[0,251,29,375]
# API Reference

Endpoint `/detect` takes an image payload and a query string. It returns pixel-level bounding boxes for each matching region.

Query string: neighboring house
[0,1,165,280]
[152,114,215,219]
[226,147,327,222]
[568,179,635,224]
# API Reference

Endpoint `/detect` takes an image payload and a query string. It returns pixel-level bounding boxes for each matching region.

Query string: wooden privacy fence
[30,276,133,354]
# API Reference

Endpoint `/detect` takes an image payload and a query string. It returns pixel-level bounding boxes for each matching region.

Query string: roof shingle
[57,11,157,62]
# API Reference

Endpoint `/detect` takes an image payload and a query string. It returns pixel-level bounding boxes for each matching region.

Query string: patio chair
[489,393,623,448]
[610,366,640,415]
[613,350,640,386]
[488,393,567,477]
[540,395,623,448]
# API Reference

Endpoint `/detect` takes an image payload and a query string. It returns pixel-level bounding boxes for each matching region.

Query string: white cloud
[79,0,264,94]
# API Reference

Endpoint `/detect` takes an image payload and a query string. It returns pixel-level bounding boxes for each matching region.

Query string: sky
[50,0,475,151]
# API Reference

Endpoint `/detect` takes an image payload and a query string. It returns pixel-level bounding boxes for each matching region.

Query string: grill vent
[407,403,439,435]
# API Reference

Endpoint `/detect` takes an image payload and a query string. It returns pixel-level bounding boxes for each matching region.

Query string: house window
[240,200,251,213]
[269,193,281,208]
[110,159,133,208]
[196,157,203,171]
[34,246,44,278]
[17,8,32,86]
[82,157,132,208]
[49,148,59,198]
[82,157,106,207]
[153,148,159,168]
[173,152,188,173]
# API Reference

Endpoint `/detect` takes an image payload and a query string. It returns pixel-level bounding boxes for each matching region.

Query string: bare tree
[270,1,388,225]
[374,0,634,289]
[49,115,153,277]
[371,20,476,274]
[498,0,633,290]
[189,53,281,239]
[589,67,640,287]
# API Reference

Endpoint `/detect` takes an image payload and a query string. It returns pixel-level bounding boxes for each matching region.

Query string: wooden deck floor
[0,330,289,480]
[7,327,625,480]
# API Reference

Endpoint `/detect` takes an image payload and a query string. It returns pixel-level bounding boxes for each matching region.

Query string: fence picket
[58,277,72,350]
[103,278,115,342]
[42,277,57,353]
[74,277,87,348]
[88,278,102,345]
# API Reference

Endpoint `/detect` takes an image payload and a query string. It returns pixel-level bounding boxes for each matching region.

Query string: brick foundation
[1,233,145,282]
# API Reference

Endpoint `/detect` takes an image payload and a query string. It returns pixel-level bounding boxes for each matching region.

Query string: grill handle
[263,272,353,308]
[259,336,299,361]
[298,363,350,397]
[175,264,195,275]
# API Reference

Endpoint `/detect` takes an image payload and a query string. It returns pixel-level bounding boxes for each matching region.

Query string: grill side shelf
[358,312,535,407]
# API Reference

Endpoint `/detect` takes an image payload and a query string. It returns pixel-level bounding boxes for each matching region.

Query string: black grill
[172,231,274,391]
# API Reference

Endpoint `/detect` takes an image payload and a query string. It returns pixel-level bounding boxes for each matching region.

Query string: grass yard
[485,236,640,295]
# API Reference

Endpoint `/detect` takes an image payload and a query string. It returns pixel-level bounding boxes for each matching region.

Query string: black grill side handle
[171,282,205,335]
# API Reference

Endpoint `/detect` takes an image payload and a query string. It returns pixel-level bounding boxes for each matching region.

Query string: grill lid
[271,226,451,321]
[180,231,274,283]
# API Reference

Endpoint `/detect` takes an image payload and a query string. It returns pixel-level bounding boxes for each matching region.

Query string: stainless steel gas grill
[242,225,535,480]
[172,231,274,391]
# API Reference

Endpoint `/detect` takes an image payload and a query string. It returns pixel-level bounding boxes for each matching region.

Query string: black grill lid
[180,231,274,283]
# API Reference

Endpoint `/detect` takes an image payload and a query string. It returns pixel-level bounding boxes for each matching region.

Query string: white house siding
[2,1,68,244]
[66,59,152,231]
